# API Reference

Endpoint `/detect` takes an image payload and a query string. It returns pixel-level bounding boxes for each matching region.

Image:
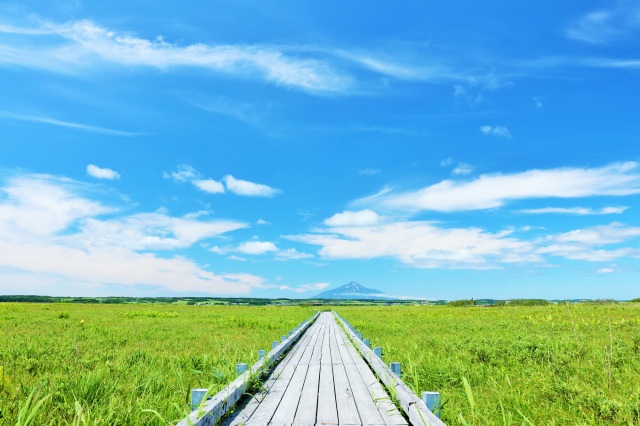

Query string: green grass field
[0,303,315,425]
[1,302,639,425]
[336,304,640,425]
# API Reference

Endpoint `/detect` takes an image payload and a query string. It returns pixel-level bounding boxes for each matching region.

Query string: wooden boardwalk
[222,312,408,426]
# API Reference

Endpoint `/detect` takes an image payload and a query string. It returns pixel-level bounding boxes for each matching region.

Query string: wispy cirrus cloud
[566,5,640,44]
[0,111,143,136]
[0,172,262,295]
[357,162,640,213]
[518,206,628,215]
[0,20,351,94]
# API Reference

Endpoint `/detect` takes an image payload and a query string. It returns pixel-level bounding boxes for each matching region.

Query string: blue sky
[1,1,640,299]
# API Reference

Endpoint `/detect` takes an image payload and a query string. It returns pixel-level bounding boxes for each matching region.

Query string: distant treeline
[0,295,635,305]
[448,298,627,307]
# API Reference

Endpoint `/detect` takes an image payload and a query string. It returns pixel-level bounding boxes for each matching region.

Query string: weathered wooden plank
[224,318,322,425]
[316,357,338,425]
[292,363,320,425]
[333,361,362,425]
[334,313,445,426]
[268,363,310,425]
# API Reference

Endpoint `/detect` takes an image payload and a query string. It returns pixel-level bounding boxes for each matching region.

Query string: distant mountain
[312,281,397,300]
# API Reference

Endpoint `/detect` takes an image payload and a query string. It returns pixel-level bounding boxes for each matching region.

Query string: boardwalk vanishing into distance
[179,312,444,426]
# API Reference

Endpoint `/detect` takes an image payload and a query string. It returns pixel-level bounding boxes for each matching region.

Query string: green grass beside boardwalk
[1,302,639,424]
[336,304,640,425]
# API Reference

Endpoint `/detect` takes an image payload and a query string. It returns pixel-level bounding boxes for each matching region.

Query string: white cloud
[324,210,380,227]
[480,125,512,138]
[565,5,640,45]
[596,267,615,273]
[518,206,628,215]
[276,248,314,260]
[552,222,640,246]
[87,164,120,180]
[440,157,454,167]
[223,175,280,197]
[236,241,279,255]
[0,20,351,94]
[193,179,225,194]
[0,111,143,136]
[452,162,474,176]
[357,162,640,213]
[164,164,199,182]
[277,282,330,293]
[0,173,260,295]
[288,220,539,269]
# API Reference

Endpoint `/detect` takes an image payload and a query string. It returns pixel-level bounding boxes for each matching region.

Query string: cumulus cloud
[165,165,279,197]
[357,162,640,213]
[480,125,512,138]
[324,210,380,227]
[164,164,199,183]
[223,175,280,197]
[0,173,261,295]
[236,241,279,255]
[275,248,314,260]
[0,20,351,94]
[193,179,225,194]
[288,219,539,269]
[87,164,120,180]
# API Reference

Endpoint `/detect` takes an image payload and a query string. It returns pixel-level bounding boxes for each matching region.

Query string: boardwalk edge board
[333,312,446,426]
[176,311,320,426]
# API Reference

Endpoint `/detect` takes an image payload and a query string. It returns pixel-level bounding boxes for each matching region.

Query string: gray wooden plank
[292,363,321,425]
[316,351,338,423]
[332,361,361,425]
[245,322,321,424]
[336,326,401,425]
[269,363,310,425]
[222,316,321,426]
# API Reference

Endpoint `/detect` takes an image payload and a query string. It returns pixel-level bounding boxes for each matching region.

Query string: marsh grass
[0,304,314,424]
[337,303,640,425]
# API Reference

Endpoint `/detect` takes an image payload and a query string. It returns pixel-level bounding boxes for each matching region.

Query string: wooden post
[281,335,287,342]
[236,363,248,375]
[258,349,265,360]
[356,331,363,340]
[363,338,370,348]
[422,391,441,418]
[272,341,279,349]
[373,346,382,358]
[191,388,208,410]
[390,362,401,376]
